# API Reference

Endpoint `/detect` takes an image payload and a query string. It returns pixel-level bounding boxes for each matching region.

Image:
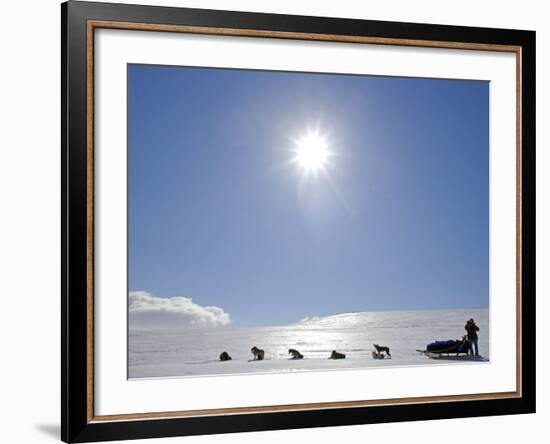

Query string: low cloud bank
[129,291,231,329]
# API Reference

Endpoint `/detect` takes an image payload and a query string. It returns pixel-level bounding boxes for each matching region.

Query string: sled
[416,339,472,359]
[416,349,473,359]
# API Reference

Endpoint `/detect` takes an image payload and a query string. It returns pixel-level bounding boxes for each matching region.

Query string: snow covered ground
[128,308,489,379]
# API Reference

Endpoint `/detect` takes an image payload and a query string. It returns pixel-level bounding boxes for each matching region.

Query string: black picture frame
[62,1,536,442]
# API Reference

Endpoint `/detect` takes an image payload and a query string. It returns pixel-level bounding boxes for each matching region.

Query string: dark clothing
[465,322,479,341]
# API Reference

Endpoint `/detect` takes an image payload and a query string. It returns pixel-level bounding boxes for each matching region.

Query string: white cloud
[129,291,231,329]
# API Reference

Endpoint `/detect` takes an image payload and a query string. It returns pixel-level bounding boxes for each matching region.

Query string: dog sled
[416,339,471,359]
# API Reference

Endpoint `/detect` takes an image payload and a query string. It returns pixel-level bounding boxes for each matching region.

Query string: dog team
[218,344,392,362]
[218,319,479,362]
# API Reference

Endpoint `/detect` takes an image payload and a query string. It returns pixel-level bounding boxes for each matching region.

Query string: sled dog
[288,348,304,359]
[329,350,346,359]
[251,346,265,360]
[374,344,391,357]
[219,351,232,361]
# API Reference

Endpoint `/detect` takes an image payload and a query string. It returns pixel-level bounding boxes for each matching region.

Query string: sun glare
[294,132,330,172]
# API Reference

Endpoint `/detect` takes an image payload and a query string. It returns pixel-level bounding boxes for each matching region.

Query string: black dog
[329,350,346,359]
[288,348,304,359]
[374,344,391,358]
[219,351,232,361]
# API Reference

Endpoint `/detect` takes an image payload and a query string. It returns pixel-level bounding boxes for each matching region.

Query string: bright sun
[294,132,330,172]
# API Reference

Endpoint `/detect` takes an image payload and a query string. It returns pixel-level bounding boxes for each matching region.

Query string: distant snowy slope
[129,308,489,378]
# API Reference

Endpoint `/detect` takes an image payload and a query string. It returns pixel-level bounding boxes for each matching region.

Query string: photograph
[127,64,490,379]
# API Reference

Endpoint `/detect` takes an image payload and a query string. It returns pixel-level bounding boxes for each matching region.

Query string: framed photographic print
[61,1,536,442]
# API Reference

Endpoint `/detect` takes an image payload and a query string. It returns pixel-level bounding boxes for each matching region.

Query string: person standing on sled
[465,318,480,356]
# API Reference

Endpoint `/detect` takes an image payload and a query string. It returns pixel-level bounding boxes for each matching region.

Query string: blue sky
[128,64,489,327]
